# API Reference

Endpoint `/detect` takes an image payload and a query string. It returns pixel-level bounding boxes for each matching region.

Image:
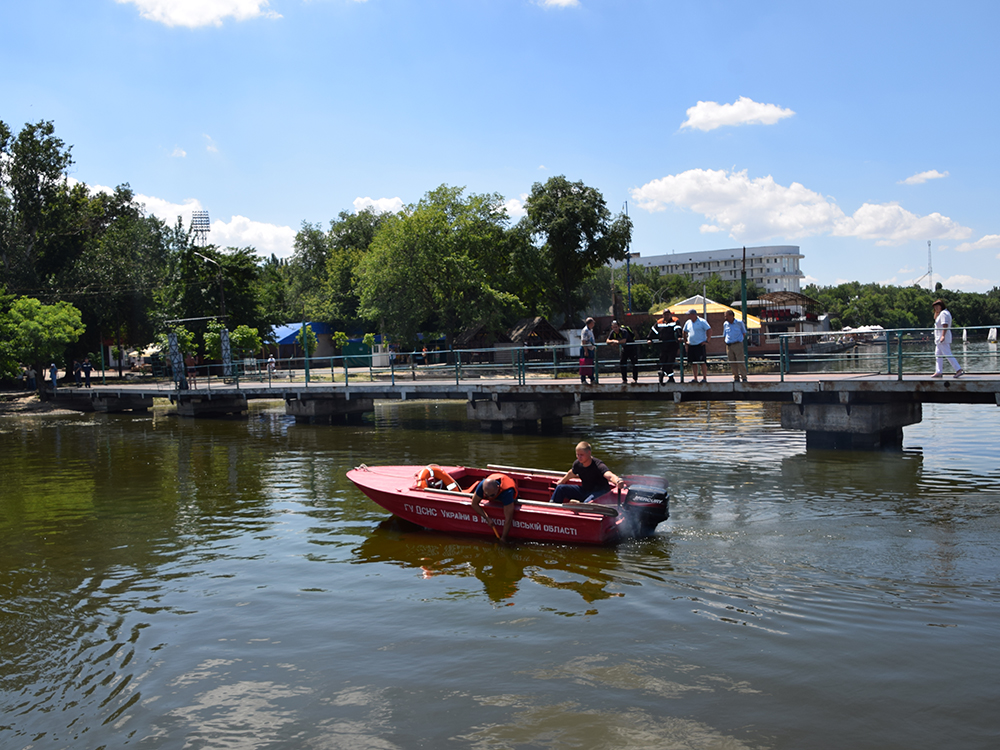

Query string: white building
[635,245,804,294]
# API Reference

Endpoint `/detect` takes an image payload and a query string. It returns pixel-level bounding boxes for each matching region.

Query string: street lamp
[194,251,226,319]
[625,252,641,313]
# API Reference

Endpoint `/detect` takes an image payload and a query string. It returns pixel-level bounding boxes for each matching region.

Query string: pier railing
[111,324,998,391]
[775,324,998,381]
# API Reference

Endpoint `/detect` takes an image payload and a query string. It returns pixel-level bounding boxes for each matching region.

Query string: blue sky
[4,0,998,292]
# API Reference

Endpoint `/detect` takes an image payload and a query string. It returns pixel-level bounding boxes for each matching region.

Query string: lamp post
[194,251,226,319]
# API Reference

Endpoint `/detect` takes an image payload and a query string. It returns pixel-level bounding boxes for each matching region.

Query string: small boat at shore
[346,463,669,545]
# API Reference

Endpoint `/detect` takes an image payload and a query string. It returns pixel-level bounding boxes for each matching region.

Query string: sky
[4,0,999,292]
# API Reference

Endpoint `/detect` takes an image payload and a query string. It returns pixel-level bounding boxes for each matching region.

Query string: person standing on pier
[648,310,681,384]
[682,309,712,383]
[607,320,639,384]
[723,310,749,382]
[931,299,963,378]
[550,441,625,504]
[579,317,596,384]
[82,358,93,388]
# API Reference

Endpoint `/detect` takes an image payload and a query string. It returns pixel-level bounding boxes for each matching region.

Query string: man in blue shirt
[682,309,712,383]
[723,310,748,382]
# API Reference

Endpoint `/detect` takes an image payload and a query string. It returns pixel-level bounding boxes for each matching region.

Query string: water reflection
[353,519,666,608]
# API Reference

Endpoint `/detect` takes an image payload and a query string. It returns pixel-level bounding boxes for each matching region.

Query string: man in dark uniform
[648,309,681,385]
[606,320,639,384]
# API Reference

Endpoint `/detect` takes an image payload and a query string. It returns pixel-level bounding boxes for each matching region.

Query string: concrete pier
[44,374,1000,449]
[174,393,248,417]
[781,401,922,450]
[284,393,374,424]
[467,393,580,432]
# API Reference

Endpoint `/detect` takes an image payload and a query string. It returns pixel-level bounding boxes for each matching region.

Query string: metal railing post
[897,330,904,381]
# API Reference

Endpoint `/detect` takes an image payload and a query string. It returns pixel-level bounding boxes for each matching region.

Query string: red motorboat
[346,463,669,545]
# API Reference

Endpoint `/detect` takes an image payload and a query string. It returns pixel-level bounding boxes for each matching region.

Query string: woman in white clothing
[931,299,963,378]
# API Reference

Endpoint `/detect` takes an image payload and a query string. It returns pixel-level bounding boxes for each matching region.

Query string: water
[1,398,998,749]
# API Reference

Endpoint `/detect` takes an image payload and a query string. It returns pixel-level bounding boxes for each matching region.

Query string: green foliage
[2,294,86,372]
[157,325,196,356]
[356,185,524,344]
[289,209,391,328]
[362,332,375,349]
[230,325,263,357]
[803,282,1000,331]
[332,331,349,351]
[522,175,632,323]
[205,320,264,359]
[296,324,318,357]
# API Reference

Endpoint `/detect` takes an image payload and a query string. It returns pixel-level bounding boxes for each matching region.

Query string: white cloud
[353,196,404,214]
[833,202,970,246]
[899,169,949,185]
[65,179,296,258]
[680,96,795,132]
[204,134,219,153]
[536,0,580,8]
[504,197,527,219]
[211,215,297,258]
[116,0,281,28]
[937,274,996,293]
[631,168,972,246]
[955,234,1000,253]
[170,146,187,158]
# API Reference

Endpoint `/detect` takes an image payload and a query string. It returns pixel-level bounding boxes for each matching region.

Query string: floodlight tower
[927,240,933,291]
[191,210,211,247]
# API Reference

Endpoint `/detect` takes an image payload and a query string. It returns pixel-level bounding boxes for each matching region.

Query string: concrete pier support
[50,390,153,413]
[781,401,922,450]
[93,394,153,413]
[467,394,580,433]
[284,394,374,424]
[175,393,248,417]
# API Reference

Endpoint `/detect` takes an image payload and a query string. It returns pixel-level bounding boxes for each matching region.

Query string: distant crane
[914,240,934,290]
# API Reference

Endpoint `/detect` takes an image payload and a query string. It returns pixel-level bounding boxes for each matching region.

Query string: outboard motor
[623,476,669,533]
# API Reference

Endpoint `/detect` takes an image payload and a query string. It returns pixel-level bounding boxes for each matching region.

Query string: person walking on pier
[723,310,749,382]
[579,317,596,385]
[607,320,639,384]
[648,310,681,385]
[683,309,712,383]
[931,299,963,378]
[550,441,625,504]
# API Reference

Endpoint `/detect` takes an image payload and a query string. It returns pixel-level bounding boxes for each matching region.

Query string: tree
[0,120,75,293]
[204,320,263,360]
[356,185,523,345]
[522,176,632,324]
[67,187,170,373]
[3,294,86,384]
[296,324,318,358]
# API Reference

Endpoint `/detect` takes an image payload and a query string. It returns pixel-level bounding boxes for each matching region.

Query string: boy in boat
[550,441,625,504]
[470,473,518,542]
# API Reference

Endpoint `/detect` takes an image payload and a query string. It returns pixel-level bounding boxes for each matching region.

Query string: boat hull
[346,464,668,545]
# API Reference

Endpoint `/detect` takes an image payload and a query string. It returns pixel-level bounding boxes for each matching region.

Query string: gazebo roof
[508,316,565,344]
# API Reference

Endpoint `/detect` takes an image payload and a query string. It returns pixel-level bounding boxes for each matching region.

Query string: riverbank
[0,390,70,415]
